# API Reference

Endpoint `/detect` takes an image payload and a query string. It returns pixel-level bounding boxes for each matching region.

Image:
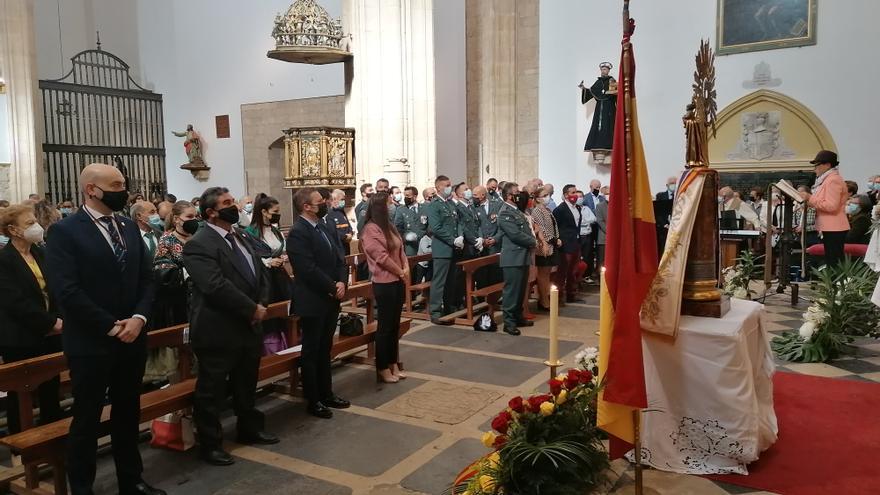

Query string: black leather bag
[338,313,364,337]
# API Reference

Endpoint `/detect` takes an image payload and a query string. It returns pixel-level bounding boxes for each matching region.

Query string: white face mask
[22,223,45,244]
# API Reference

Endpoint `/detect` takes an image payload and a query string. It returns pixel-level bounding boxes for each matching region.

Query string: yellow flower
[556,389,568,405]
[556,373,567,382]
[540,401,555,416]
[462,492,471,495]
[488,451,501,469]
[481,431,497,448]
[479,474,496,492]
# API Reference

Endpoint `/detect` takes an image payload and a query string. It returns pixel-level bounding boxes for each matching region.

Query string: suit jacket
[595,201,608,245]
[583,193,605,214]
[553,203,582,254]
[808,170,849,232]
[426,197,459,259]
[46,209,155,356]
[497,203,537,267]
[183,225,269,350]
[0,243,60,348]
[287,217,348,317]
[454,200,480,256]
[474,200,502,254]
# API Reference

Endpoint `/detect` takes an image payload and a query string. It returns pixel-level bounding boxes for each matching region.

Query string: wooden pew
[438,254,503,326]
[402,254,432,321]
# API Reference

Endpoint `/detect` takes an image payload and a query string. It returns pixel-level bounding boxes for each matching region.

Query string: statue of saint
[683,102,708,168]
[173,124,203,164]
[579,62,618,158]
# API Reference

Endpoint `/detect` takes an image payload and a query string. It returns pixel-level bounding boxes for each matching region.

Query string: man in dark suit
[581,179,605,281]
[553,184,584,303]
[46,163,163,495]
[131,200,163,259]
[654,176,677,254]
[182,187,278,466]
[287,187,351,419]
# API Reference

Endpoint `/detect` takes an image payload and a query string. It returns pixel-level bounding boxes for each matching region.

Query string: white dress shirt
[206,222,256,275]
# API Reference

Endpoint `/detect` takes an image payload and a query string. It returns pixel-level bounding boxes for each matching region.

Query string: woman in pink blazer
[800,150,849,266]
[360,193,409,383]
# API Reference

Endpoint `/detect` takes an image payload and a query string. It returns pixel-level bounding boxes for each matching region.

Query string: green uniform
[496,202,537,329]
[393,202,428,256]
[355,200,369,238]
[426,197,460,319]
[455,200,481,257]
[473,199,502,255]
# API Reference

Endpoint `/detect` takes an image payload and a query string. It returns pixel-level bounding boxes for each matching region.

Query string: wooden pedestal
[681,295,731,318]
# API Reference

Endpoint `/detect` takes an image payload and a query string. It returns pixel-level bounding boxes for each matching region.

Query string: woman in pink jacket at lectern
[799,150,849,266]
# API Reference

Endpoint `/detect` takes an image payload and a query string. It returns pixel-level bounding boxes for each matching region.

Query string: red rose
[527,394,552,412]
[579,369,593,384]
[565,369,580,389]
[548,379,564,396]
[508,396,525,414]
[492,411,513,434]
[493,435,507,448]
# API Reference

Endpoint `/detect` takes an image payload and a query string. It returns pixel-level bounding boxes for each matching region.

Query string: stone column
[0,0,44,202]
[466,0,538,187]
[344,0,437,189]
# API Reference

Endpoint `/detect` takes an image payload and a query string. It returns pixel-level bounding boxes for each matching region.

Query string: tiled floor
[12,285,879,494]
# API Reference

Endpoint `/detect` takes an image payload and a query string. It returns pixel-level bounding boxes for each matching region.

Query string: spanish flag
[597,15,658,459]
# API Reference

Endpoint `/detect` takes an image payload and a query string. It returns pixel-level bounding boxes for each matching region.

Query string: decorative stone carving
[268,0,351,65]
[743,61,782,89]
[726,111,794,161]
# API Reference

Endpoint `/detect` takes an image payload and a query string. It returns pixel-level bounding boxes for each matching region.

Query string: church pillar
[344,0,437,189]
[466,0,538,187]
[0,0,44,202]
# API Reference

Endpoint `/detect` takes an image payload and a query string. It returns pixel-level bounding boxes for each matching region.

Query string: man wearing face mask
[59,198,76,218]
[287,188,350,418]
[472,185,502,290]
[390,186,402,217]
[654,176,677,254]
[131,200,163,260]
[46,163,163,495]
[326,189,353,255]
[497,182,537,335]
[553,184,584,302]
[450,182,483,310]
[183,187,276,466]
[394,186,427,258]
[237,196,254,229]
[426,175,462,324]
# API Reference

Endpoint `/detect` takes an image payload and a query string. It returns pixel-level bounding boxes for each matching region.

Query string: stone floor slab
[400,438,487,495]
[402,326,581,360]
[398,346,545,387]
[559,304,601,320]
[261,406,441,477]
[378,381,502,425]
[331,366,428,409]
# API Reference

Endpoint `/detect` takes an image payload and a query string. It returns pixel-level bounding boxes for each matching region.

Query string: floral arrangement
[772,258,880,362]
[721,250,763,300]
[449,347,609,495]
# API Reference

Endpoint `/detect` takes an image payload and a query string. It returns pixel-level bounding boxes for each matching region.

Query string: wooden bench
[437,254,503,326]
[0,286,413,495]
[402,254,432,321]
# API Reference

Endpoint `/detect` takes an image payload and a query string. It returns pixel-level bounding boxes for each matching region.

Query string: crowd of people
[0,150,869,494]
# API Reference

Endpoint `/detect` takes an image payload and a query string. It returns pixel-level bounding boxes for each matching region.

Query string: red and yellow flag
[597,16,659,459]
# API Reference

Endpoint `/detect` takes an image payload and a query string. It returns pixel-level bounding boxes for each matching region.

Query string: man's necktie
[145,231,156,258]
[316,224,332,248]
[226,232,256,285]
[99,216,127,267]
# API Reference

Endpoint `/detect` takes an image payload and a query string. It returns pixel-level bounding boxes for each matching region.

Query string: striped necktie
[99,216,127,267]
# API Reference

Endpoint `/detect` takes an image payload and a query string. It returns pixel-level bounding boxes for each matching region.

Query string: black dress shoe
[201,449,235,466]
[237,431,280,445]
[323,395,351,409]
[516,320,535,327]
[121,482,167,495]
[430,318,453,326]
[503,326,521,336]
[307,402,333,419]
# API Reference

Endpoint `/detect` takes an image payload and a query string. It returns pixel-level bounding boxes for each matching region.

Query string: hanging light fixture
[267,0,352,65]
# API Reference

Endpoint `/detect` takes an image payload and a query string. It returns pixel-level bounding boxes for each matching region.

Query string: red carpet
[706,371,880,494]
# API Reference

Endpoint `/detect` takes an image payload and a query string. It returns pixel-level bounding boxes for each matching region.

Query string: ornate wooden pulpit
[282,127,356,190]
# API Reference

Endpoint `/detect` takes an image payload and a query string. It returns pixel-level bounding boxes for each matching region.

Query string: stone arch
[708,89,836,172]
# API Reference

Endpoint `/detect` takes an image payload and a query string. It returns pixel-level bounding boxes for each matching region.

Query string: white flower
[799,321,817,342]
[575,346,599,368]
[873,204,880,220]
[733,287,749,299]
[803,305,828,324]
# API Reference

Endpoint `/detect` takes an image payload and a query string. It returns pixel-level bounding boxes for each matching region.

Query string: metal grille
[40,48,166,204]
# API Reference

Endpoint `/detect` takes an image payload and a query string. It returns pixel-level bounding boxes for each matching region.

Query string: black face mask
[472,197,482,206]
[181,219,200,235]
[270,213,281,224]
[404,197,415,206]
[316,204,329,218]
[515,192,530,212]
[96,187,129,212]
[592,188,600,196]
[217,205,240,224]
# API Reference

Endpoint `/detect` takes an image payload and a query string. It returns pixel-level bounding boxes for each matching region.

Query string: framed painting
[717,0,817,55]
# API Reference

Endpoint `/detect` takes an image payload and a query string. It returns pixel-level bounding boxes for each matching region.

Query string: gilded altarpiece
[282,127,356,189]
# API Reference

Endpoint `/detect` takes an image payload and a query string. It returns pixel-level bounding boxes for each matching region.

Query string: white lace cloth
[630,299,778,475]
[864,225,880,307]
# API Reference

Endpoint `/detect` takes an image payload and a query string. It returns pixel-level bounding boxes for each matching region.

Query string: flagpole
[621,3,645,495]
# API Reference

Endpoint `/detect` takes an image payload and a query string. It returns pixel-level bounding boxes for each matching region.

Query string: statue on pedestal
[579,62,618,163]
[174,124,209,179]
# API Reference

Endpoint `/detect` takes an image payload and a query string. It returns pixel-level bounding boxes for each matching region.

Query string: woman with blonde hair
[531,186,562,311]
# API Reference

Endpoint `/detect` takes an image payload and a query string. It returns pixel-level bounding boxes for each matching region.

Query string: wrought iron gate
[40,47,166,205]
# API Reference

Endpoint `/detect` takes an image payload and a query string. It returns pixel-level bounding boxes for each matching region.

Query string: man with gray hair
[325,189,353,254]
[543,183,557,210]
[131,200,163,259]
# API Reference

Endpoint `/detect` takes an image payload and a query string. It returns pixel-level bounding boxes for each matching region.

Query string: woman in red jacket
[799,150,849,266]
[360,193,409,383]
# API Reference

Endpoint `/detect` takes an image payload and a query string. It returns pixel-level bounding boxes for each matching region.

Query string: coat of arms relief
[726,111,794,161]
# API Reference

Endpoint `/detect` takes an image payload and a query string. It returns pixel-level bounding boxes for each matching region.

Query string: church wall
[433,0,467,182]
[0,95,9,164]
[539,0,880,196]
[33,0,346,201]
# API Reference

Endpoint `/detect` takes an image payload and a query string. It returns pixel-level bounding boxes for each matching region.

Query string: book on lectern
[774,179,805,203]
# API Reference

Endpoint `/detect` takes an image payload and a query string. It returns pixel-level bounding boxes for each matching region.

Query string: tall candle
[549,285,559,364]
